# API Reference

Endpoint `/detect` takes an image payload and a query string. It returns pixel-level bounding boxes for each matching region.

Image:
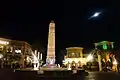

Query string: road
[84,72,120,80]
[1,68,120,80]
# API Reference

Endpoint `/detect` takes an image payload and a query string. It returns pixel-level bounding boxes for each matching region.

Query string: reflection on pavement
[84,72,120,80]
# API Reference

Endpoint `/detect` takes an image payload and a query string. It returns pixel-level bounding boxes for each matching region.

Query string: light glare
[87,54,93,61]
[0,54,3,58]
[0,40,9,45]
[93,12,101,17]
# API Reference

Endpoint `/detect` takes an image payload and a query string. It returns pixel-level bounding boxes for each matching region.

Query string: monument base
[42,64,60,68]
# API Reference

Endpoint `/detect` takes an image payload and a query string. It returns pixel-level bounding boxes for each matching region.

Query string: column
[80,50,83,58]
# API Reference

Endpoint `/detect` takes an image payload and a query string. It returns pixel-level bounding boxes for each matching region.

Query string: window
[103,44,107,50]
[76,52,80,58]
[0,46,4,51]
[68,53,80,58]
[68,53,71,58]
[71,53,75,57]
[6,46,12,52]
[15,50,21,54]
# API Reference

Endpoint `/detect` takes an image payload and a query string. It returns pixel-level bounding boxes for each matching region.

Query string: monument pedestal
[43,64,58,68]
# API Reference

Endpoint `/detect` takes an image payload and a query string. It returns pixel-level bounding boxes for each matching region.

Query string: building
[0,37,32,68]
[63,47,87,68]
[94,41,114,50]
[93,41,115,64]
[86,41,116,71]
[63,41,117,71]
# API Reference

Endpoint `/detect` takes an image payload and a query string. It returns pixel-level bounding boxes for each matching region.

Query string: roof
[66,47,83,50]
[0,37,31,47]
[94,41,114,45]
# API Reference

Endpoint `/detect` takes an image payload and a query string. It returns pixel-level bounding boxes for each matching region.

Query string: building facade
[63,47,87,69]
[94,41,114,50]
[0,38,32,68]
[86,41,115,71]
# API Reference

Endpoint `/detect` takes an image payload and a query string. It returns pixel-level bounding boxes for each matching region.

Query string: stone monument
[46,20,56,67]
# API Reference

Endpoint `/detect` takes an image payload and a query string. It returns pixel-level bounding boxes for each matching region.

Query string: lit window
[0,46,3,51]
[10,47,13,52]
[6,46,11,52]
[0,40,9,45]
[72,53,75,58]
[76,52,80,58]
[15,50,21,53]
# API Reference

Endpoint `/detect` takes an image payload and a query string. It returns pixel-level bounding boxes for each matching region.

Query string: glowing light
[93,12,101,17]
[31,51,40,70]
[68,64,71,70]
[89,12,101,19]
[73,63,75,66]
[26,56,32,63]
[113,59,118,65]
[74,58,78,63]
[40,53,42,60]
[69,59,73,63]
[49,58,54,64]
[63,58,72,64]
[72,53,75,54]
[33,67,39,70]
[111,42,114,49]
[81,58,87,65]
[0,54,3,58]
[103,44,107,50]
[0,40,9,45]
[87,54,93,61]
[15,50,21,53]
[58,64,60,68]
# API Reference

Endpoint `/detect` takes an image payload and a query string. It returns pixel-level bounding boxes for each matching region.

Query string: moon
[92,12,101,17]
[88,12,102,19]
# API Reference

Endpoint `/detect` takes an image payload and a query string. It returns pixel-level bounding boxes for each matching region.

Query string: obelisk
[46,20,55,65]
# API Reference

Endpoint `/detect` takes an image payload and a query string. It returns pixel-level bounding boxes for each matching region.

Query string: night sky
[0,1,120,62]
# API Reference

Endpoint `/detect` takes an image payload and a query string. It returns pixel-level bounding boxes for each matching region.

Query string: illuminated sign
[0,40,9,45]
